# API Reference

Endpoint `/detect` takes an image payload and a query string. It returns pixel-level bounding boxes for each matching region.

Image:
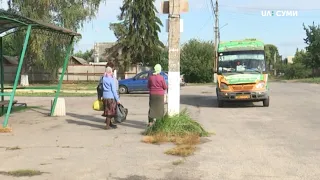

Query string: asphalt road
[174,82,320,180]
[0,82,319,180]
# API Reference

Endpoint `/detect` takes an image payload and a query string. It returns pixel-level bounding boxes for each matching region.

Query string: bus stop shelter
[0,9,81,128]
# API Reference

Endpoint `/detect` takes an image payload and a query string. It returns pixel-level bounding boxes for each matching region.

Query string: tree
[303,22,320,76]
[264,44,280,72]
[292,48,312,67]
[4,0,104,86]
[2,34,18,56]
[109,0,164,70]
[181,39,214,83]
[74,49,94,62]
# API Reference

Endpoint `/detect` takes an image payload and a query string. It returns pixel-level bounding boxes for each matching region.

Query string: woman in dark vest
[147,64,167,127]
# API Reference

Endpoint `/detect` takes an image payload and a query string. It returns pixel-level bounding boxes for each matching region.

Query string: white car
[164,71,186,86]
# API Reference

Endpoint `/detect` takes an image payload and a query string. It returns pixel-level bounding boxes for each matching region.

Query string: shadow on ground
[66,112,146,130]
[112,175,192,180]
[180,94,264,108]
[28,106,147,130]
[0,106,44,117]
[120,119,147,130]
[66,119,106,129]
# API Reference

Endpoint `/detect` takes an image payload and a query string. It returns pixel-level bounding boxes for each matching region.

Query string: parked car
[118,71,168,94]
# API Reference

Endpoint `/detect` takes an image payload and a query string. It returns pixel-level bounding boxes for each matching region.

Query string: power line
[194,0,213,37]
[195,16,212,37]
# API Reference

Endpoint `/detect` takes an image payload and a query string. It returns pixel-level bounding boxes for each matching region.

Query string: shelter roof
[0,9,81,37]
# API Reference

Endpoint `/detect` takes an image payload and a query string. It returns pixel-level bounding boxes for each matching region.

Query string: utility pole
[167,0,181,116]
[213,0,219,82]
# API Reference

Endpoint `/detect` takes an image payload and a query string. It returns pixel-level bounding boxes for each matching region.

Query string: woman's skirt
[102,98,117,117]
[148,94,165,120]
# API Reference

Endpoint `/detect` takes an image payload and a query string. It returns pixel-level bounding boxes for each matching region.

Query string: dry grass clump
[0,127,12,133]
[142,110,210,157]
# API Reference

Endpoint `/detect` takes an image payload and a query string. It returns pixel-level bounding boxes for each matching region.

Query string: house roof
[71,56,88,65]
[93,42,117,59]
[0,9,81,37]
[3,55,18,64]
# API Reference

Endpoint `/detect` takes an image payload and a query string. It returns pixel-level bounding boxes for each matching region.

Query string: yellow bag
[93,100,103,111]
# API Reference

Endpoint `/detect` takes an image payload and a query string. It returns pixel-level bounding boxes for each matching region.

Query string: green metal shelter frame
[0,9,81,128]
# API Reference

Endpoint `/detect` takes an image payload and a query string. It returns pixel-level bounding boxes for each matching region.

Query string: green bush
[144,109,209,137]
[181,39,214,83]
[283,63,312,79]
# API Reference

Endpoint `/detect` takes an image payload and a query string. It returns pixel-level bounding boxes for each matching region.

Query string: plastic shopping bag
[93,100,103,111]
[115,104,128,123]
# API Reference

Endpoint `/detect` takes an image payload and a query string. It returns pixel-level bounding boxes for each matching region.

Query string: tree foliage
[279,22,320,79]
[264,44,280,71]
[3,0,104,82]
[293,48,312,66]
[109,0,164,69]
[74,49,94,62]
[303,22,320,76]
[282,63,312,79]
[181,39,214,83]
[2,35,17,56]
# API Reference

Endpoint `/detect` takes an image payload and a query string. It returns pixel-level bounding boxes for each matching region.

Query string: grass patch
[144,110,209,137]
[5,146,21,151]
[4,82,98,91]
[62,83,97,90]
[61,146,84,149]
[142,110,210,157]
[172,159,185,165]
[14,92,95,97]
[268,76,320,84]
[0,169,46,177]
[293,77,320,84]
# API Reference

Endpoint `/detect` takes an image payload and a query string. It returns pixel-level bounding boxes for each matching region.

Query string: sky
[1,0,320,57]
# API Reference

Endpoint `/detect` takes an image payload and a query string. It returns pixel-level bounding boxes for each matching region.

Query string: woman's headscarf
[105,66,113,77]
[153,64,162,75]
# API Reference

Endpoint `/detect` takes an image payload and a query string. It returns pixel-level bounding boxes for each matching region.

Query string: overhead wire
[194,0,214,37]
